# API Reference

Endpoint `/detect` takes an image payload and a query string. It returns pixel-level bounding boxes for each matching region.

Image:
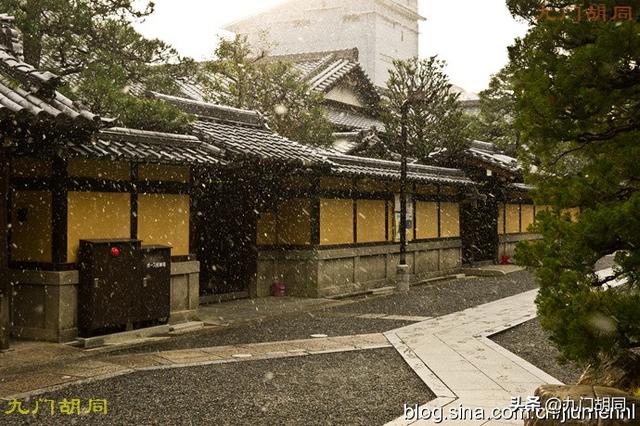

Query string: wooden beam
[130,163,139,239]
[310,175,321,246]
[51,154,68,265]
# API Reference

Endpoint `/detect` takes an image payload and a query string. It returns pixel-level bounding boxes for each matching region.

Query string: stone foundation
[256,239,462,298]
[9,260,199,342]
[498,233,541,261]
[9,269,79,342]
[169,261,200,323]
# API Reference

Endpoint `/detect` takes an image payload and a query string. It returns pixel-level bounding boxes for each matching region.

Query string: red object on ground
[271,281,286,297]
[500,255,511,265]
[111,247,120,257]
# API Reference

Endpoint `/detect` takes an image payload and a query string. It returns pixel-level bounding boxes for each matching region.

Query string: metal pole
[399,100,409,266]
[396,100,411,292]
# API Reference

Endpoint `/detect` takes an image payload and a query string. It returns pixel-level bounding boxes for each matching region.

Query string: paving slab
[105,354,172,369]
[385,289,563,426]
[57,360,130,378]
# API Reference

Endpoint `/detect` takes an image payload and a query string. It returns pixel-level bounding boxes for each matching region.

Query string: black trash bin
[78,239,142,336]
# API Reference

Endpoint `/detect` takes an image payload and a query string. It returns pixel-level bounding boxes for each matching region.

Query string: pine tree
[0,0,194,132]
[200,36,334,147]
[381,56,469,161]
[510,0,640,365]
[466,66,520,155]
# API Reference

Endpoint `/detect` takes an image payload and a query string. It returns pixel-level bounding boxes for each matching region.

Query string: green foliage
[0,0,193,132]
[466,66,520,155]
[510,0,640,365]
[200,36,334,147]
[381,56,470,161]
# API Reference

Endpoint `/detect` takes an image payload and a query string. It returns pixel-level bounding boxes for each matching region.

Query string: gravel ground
[115,271,538,354]
[490,318,584,385]
[5,349,433,426]
[117,316,415,354]
[325,270,537,317]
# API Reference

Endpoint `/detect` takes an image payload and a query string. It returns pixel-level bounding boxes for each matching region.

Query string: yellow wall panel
[561,207,580,222]
[415,201,439,239]
[11,157,52,177]
[139,164,190,183]
[320,198,353,245]
[356,199,386,243]
[138,194,190,255]
[506,204,521,234]
[67,192,131,262]
[440,202,460,238]
[521,204,535,233]
[497,203,505,234]
[68,159,130,181]
[257,212,277,246]
[11,191,52,262]
[387,201,394,242]
[278,198,311,245]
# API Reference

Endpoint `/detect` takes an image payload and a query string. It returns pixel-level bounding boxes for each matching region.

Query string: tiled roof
[151,91,329,165]
[150,90,471,185]
[327,106,385,132]
[264,49,379,99]
[326,152,474,186]
[331,129,399,160]
[467,140,520,172]
[194,119,328,165]
[65,127,223,166]
[176,80,206,102]
[0,14,109,130]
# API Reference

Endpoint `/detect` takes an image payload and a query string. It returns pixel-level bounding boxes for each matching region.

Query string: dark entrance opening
[461,191,498,266]
[192,167,259,299]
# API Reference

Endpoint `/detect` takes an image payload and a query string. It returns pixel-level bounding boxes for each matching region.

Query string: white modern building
[224,0,424,88]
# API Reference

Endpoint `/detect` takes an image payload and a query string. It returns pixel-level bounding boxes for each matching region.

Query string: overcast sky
[134,1,529,93]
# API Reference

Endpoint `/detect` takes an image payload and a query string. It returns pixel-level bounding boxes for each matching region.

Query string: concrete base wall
[9,270,79,343]
[256,239,462,299]
[498,234,542,261]
[9,261,200,342]
[169,261,200,323]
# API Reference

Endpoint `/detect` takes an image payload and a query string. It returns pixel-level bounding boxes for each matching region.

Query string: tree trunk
[0,148,10,350]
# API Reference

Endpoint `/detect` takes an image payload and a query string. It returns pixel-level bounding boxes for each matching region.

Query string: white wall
[226,0,421,88]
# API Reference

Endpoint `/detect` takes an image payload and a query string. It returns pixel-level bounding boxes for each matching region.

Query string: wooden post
[0,148,10,350]
[51,154,68,266]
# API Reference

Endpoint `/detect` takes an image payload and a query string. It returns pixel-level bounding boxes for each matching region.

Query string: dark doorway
[192,168,258,297]
[461,192,498,266]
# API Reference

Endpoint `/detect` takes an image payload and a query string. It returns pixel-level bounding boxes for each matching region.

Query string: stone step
[370,286,396,296]
[75,324,171,349]
[169,321,205,335]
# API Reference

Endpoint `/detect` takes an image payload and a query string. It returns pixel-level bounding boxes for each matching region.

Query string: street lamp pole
[399,100,409,266]
[396,99,411,292]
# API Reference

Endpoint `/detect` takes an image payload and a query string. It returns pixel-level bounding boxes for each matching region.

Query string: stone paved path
[385,289,562,426]
[0,333,390,400]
